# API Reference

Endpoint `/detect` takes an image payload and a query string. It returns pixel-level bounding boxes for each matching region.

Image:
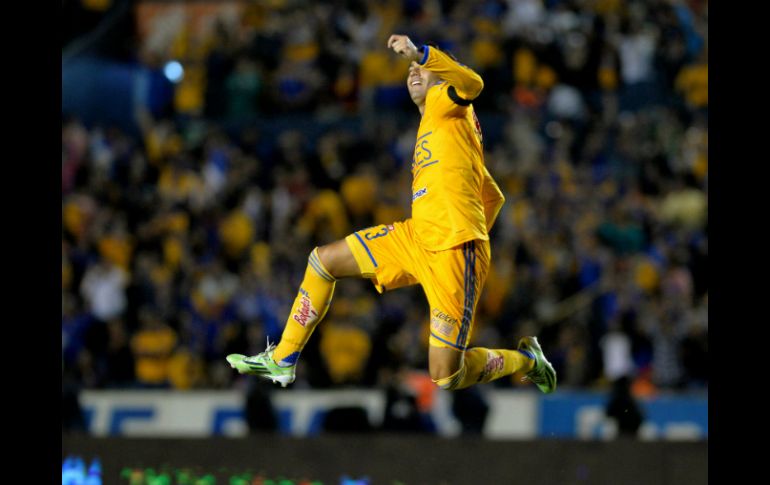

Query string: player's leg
[429,335,542,391]
[226,240,358,385]
[426,240,556,393]
[428,345,464,387]
[270,240,359,364]
[228,222,419,386]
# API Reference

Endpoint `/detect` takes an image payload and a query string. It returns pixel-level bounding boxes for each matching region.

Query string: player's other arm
[387,34,484,100]
[482,165,505,232]
[421,45,484,101]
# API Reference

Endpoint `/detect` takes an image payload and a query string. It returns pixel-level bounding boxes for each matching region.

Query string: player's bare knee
[317,240,359,278]
[429,359,460,382]
[430,363,466,391]
[429,346,465,389]
[315,244,335,274]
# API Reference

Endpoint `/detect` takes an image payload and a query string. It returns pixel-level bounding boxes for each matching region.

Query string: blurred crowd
[62,0,707,397]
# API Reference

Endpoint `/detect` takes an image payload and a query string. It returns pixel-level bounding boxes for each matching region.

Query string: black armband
[447,85,472,106]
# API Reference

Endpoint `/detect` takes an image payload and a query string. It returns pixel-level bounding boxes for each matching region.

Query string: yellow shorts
[344,219,490,351]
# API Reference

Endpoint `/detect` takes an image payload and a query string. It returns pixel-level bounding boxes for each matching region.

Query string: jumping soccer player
[227,35,556,394]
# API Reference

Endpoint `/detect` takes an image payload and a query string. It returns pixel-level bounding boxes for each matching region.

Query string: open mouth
[410,81,422,86]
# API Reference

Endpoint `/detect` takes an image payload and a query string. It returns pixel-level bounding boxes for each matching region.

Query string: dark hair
[425,41,458,62]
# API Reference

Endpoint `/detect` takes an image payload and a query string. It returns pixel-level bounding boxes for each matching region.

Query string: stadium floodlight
[163,61,184,83]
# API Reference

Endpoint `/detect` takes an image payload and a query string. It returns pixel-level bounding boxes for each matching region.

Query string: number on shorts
[364,226,389,240]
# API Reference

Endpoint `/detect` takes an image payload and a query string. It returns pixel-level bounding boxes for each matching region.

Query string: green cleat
[518,336,557,394]
[226,341,295,388]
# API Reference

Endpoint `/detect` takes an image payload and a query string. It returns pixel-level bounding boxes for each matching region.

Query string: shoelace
[263,337,276,354]
[522,370,547,384]
[521,369,543,383]
[244,338,276,363]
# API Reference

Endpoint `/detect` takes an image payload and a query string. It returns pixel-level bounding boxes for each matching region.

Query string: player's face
[407,62,438,106]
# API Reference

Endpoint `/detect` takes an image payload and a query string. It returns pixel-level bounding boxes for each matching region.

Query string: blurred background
[62,0,707,483]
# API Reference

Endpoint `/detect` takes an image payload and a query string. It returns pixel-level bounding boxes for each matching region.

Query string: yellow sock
[272,248,336,365]
[435,347,534,390]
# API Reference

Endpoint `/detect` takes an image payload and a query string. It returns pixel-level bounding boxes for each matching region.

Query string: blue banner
[539,391,708,440]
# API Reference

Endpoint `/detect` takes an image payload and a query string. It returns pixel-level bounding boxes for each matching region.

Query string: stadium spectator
[605,376,644,437]
[130,308,178,388]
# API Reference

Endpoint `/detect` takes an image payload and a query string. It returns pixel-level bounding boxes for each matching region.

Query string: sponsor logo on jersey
[430,308,457,337]
[432,308,458,324]
[412,187,428,201]
[431,318,454,337]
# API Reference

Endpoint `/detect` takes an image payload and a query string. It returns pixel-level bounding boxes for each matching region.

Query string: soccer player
[227,35,556,394]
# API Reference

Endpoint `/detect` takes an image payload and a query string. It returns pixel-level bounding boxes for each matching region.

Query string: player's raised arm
[421,45,484,101]
[387,34,484,101]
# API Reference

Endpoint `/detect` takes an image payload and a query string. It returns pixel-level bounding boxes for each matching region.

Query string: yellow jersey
[410,45,505,251]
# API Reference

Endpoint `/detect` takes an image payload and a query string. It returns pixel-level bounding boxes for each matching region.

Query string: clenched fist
[387,34,421,62]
